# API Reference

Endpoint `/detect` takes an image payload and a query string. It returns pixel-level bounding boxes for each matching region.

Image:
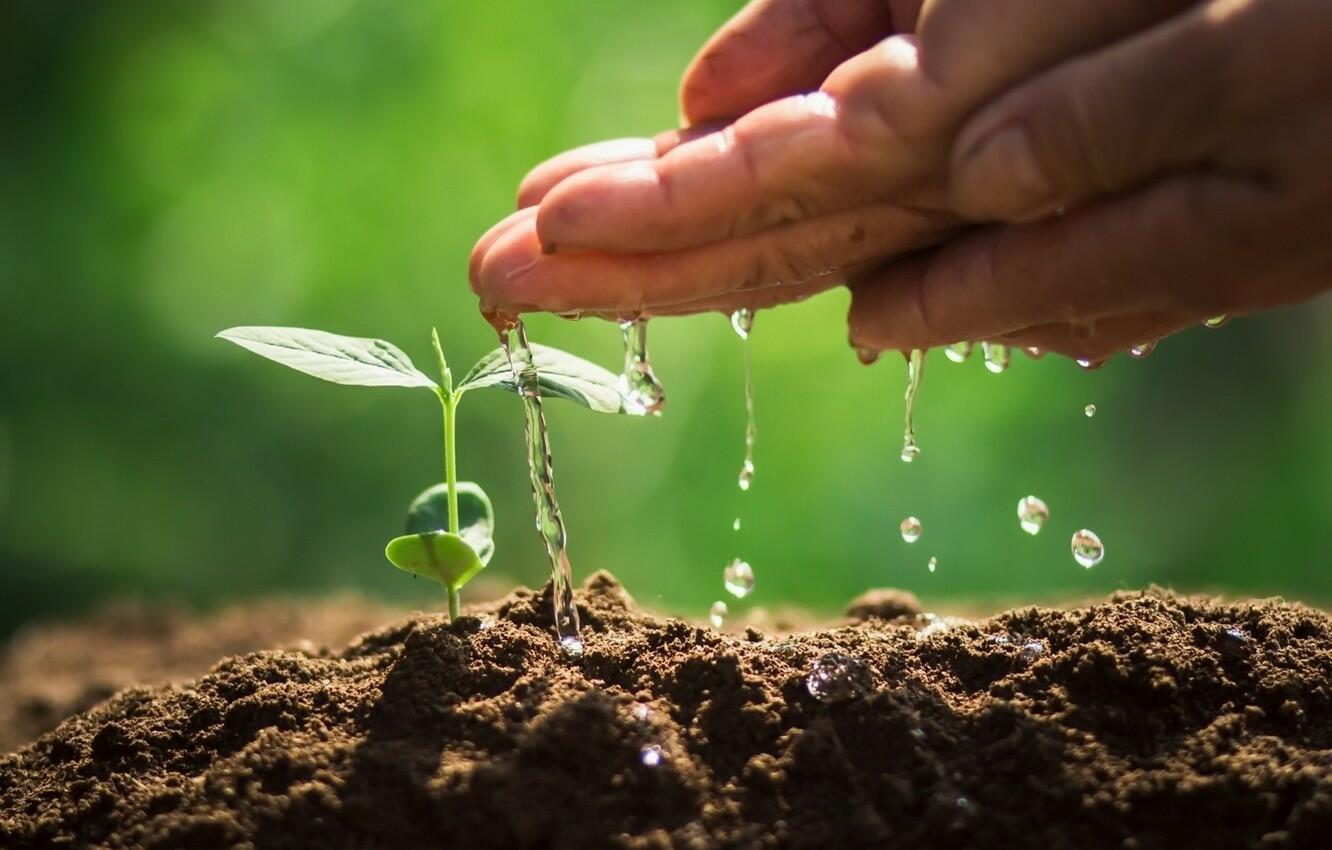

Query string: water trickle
[981,342,1011,374]
[617,318,666,416]
[944,341,973,363]
[640,745,664,767]
[1071,529,1104,568]
[927,556,938,573]
[1205,315,1230,329]
[900,516,922,543]
[500,319,582,654]
[1017,496,1049,535]
[724,559,755,598]
[1084,403,1097,418]
[805,653,873,704]
[731,309,757,491]
[709,600,728,630]
[1129,340,1156,359]
[901,349,925,463]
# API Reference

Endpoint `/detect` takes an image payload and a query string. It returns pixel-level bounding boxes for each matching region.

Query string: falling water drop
[1129,340,1156,359]
[1205,315,1230,329]
[1084,403,1097,418]
[1071,529,1104,568]
[723,559,755,598]
[927,556,938,573]
[900,516,922,543]
[617,318,666,416]
[901,349,925,462]
[731,309,757,491]
[709,600,728,629]
[732,517,741,532]
[1017,496,1049,535]
[805,653,873,704]
[500,319,582,653]
[944,341,973,363]
[981,342,1011,374]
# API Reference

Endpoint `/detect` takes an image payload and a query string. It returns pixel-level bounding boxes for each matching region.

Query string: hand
[470,0,1190,319]
[850,0,1332,361]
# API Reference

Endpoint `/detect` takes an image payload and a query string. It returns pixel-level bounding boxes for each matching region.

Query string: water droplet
[901,348,925,463]
[981,342,1010,373]
[805,653,873,704]
[1223,627,1248,643]
[737,459,755,491]
[927,556,937,573]
[1071,529,1104,568]
[730,307,755,340]
[709,600,728,629]
[1023,346,1044,360]
[1018,639,1046,665]
[944,341,973,363]
[559,634,585,657]
[617,318,666,416]
[855,347,881,365]
[1084,403,1097,418]
[1205,314,1229,329]
[1076,357,1107,371]
[502,321,582,651]
[723,559,755,598]
[640,744,664,767]
[916,612,948,636]
[900,516,922,543]
[732,517,741,532]
[1017,496,1049,535]
[632,703,651,723]
[1129,340,1156,359]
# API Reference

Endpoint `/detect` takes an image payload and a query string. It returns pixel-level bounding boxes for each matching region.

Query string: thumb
[948,2,1237,222]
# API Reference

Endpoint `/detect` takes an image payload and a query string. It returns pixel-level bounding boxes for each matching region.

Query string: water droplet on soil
[1071,529,1104,568]
[1018,639,1046,665]
[640,745,664,767]
[724,559,755,598]
[1017,496,1049,535]
[900,516,922,543]
[805,653,873,704]
[709,600,728,629]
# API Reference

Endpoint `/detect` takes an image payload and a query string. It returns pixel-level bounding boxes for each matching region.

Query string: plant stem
[442,391,460,536]
[448,586,461,620]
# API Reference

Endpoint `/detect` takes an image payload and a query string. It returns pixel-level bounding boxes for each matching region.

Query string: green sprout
[217,325,629,620]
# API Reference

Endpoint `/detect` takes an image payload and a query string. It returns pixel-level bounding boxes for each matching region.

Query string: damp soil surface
[2,573,1331,849]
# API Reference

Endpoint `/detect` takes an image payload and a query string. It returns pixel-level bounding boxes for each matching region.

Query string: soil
[2,573,1331,849]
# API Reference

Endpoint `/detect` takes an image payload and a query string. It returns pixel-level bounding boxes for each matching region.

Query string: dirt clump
[2,573,1331,849]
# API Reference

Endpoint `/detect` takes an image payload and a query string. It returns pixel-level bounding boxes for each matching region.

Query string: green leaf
[405,481,494,565]
[217,326,437,389]
[385,532,485,590]
[457,343,627,413]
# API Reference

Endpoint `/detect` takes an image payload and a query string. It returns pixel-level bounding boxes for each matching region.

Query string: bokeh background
[3,0,1330,638]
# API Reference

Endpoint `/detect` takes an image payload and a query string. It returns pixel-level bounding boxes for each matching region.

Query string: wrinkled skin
[470,0,1332,361]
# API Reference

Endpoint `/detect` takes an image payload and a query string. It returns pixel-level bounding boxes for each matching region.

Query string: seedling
[217,326,628,619]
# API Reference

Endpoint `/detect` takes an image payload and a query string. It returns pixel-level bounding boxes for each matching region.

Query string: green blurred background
[2,0,1330,638]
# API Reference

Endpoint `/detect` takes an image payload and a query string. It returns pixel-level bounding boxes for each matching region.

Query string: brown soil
[2,573,1331,849]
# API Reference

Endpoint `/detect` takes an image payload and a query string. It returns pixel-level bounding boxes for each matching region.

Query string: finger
[998,311,1195,363]
[477,203,951,315]
[537,92,912,254]
[470,207,535,292]
[516,138,657,208]
[679,0,903,125]
[950,0,1332,221]
[848,172,1267,351]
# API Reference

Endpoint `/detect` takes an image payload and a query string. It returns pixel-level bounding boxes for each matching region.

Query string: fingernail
[955,124,1055,221]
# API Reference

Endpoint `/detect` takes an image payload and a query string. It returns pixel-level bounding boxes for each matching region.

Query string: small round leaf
[405,481,494,565]
[385,531,485,590]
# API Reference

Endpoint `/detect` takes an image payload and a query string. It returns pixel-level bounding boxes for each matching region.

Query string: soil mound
[2,574,1330,849]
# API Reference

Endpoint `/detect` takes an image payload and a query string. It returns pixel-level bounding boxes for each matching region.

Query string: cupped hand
[470,0,1192,319]
[850,0,1332,361]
